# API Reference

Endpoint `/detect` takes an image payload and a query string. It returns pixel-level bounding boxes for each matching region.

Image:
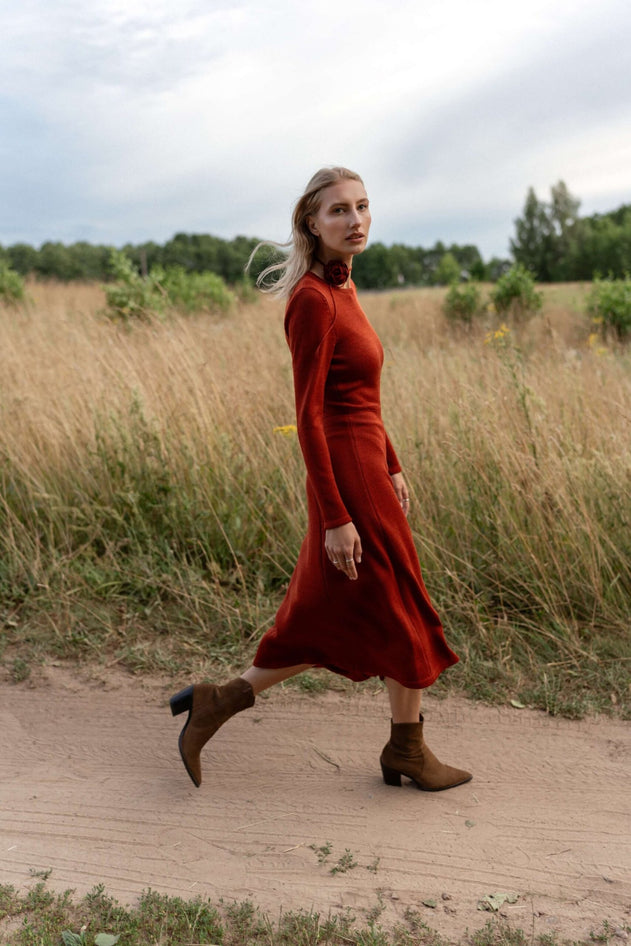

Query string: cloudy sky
[2,0,630,259]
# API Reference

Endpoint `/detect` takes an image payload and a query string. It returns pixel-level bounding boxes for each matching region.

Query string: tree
[511,181,581,281]
[36,242,77,280]
[510,187,553,280]
[564,207,631,280]
[434,252,461,285]
[486,257,511,281]
[548,181,581,280]
[449,243,484,276]
[7,242,39,275]
[351,243,399,289]
[550,181,580,240]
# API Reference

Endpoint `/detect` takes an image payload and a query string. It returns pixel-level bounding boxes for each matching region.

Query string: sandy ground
[0,665,629,942]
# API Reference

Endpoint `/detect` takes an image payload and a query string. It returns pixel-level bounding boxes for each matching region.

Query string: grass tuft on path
[0,881,624,946]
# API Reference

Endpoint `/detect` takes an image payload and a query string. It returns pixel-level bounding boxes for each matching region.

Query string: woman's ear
[307,216,318,235]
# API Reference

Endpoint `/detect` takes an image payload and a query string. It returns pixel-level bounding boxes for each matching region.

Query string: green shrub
[443,281,482,323]
[490,263,543,319]
[103,252,236,323]
[0,259,26,306]
[588,275,631,341]
[158,265,235,314]
[103,250,166,322]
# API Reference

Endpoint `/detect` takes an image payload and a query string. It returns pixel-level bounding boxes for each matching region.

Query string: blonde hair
[246,166,364,299]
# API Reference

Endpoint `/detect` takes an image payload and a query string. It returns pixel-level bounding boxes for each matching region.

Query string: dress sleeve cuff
[324,514,353,530]
[385,431,402,475]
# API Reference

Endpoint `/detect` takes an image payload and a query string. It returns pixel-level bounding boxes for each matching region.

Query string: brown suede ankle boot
[170,678,255,787]
[380,715,472,791]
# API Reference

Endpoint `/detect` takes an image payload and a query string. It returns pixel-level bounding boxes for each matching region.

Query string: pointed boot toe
[380,716,472,792]
[170,678,255,787]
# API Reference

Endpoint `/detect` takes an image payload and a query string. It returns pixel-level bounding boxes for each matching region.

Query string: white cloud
[1,0,630,254]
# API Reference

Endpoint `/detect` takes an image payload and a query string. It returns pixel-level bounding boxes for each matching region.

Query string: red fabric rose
[322,260,349,287]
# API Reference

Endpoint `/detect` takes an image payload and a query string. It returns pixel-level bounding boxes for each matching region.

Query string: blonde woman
[170,167,471,792]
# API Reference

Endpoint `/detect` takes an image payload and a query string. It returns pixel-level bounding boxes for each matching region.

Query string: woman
[170,167,471,792]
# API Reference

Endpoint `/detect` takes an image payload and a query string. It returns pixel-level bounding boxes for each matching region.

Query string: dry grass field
[0,281,629,715]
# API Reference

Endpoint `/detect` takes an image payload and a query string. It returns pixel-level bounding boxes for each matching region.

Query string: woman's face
[307,179,371,263]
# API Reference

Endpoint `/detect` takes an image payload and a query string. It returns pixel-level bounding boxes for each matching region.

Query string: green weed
[309,840,332,865]
[490,264,543,320]
[0,881,624,946]
[102,250,235,323]
[588,275,631,340]
[443,281,483,324]
[0,260,25,306]
[330,849,358,875]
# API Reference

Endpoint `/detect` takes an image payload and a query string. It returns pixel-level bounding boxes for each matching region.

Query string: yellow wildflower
[273,424,297,437]
[484,323,510,345]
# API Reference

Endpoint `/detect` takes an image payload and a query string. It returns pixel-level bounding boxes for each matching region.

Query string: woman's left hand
[390,472,410,517]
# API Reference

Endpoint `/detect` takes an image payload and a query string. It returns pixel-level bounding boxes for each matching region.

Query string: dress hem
[252,657,458,691]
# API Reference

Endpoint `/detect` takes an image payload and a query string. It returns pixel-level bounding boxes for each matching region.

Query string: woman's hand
[390,472,410,517]
[325,522,362,581]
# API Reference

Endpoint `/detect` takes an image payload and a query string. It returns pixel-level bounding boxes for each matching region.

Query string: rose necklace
[316,258,350,287]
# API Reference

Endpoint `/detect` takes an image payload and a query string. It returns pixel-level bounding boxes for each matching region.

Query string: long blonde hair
[247,166,364,299]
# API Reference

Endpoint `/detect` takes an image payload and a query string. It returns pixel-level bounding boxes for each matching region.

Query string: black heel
[381,763,402,786]
[170,685,193,717]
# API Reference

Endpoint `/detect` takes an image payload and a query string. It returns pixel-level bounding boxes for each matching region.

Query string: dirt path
[0,666,629,941]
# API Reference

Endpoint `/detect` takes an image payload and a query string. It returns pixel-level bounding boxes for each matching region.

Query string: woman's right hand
[325,522,362,581]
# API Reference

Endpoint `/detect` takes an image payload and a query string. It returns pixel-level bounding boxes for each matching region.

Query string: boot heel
[170,685,193,717]
[381,763,402,786]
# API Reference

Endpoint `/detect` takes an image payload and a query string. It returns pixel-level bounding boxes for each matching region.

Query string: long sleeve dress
[253,271,458,689]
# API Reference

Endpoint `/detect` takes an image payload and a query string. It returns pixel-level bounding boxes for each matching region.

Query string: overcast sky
[2,0,630,259]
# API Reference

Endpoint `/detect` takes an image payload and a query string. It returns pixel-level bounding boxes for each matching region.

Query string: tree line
[510,182,631,281]
[1,183,629,289]
[0,231,498,290]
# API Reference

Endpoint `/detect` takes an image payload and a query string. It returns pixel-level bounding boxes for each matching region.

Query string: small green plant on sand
[62,933,119,946]
[330,848,358,875]
[0,879,624,945]
[309,840,332,864]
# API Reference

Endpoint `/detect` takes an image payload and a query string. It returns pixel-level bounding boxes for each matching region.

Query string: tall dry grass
[1,281,629,713]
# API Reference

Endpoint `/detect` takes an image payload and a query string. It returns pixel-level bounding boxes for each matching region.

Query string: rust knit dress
[253,272,458,688]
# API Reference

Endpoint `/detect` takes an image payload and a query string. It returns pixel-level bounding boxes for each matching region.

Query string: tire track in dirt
[0,666,629,940]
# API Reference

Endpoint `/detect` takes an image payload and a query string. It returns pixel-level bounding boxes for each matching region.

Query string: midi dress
[253,271,458,689]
